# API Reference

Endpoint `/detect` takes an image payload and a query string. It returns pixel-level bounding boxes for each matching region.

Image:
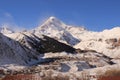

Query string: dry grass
[98,69,120,80]
[104,69,120,77]
[1,70,102,80]
[2,74,36,80]
[98,76,120,80]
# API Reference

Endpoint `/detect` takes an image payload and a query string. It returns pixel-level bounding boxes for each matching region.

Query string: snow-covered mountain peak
[39,16,66,30]
[32,16,67,36]
[47,16,58,21]
[46,16,62,23]
[31,16,80,45]
[0,26,14,34]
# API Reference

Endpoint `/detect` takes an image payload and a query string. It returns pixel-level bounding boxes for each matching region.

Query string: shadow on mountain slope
[37,35,76,53]
[23,34,76,53]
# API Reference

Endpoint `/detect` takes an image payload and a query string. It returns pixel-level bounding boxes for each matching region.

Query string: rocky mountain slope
[6,32,76,53]
[0,33,42,70]
[74,27,120,59]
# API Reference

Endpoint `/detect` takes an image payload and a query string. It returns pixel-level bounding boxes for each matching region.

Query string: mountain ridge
[0,16,120,72]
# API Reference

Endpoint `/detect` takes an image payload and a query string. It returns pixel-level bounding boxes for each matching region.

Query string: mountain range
[0,16,120,74]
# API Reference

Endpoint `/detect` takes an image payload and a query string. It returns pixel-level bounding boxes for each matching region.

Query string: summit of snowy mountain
[32,16,80,45]
[35,16,67,32]
[44,16,63,24]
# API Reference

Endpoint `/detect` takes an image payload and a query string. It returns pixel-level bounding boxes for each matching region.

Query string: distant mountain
[0,27,14,34]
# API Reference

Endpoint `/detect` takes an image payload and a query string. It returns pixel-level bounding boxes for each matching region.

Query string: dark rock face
[105,38,117,44]
[39,35,76,53]
[20,34,76,53]
[105,38,120,49]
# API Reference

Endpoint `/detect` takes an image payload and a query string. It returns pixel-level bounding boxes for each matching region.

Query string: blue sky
[0,0,120,31]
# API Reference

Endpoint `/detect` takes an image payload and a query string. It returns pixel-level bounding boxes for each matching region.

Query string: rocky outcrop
[17,33,76,53]
[106,38,120,49]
